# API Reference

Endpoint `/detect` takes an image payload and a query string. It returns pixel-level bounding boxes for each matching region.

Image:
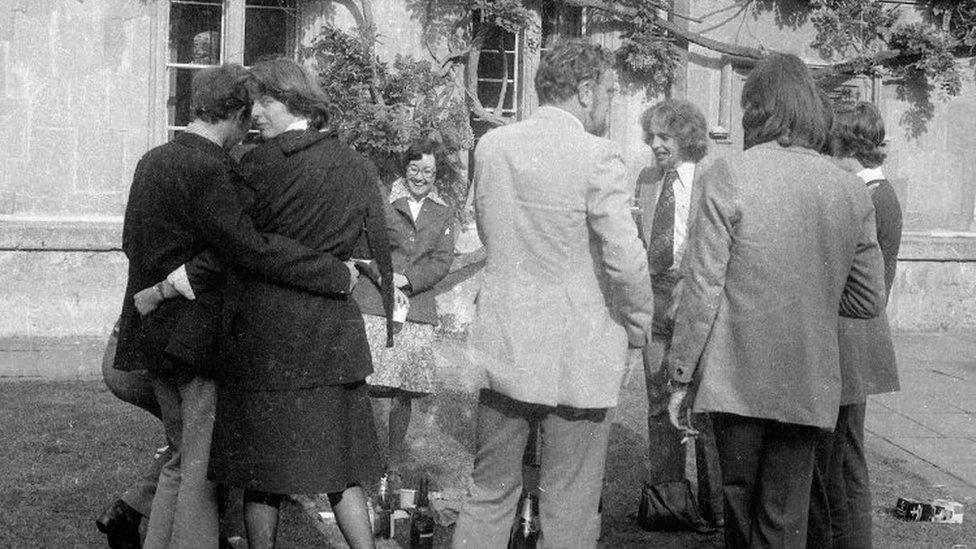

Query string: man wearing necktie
[633,99,723,531]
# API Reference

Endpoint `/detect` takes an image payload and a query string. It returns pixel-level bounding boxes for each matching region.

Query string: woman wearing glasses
[354,139,457,475]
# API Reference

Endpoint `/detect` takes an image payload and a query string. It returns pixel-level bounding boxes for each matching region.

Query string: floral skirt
[363,315,436,395]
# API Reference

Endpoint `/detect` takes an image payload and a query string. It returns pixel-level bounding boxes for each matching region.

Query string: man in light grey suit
[452,40,654,549]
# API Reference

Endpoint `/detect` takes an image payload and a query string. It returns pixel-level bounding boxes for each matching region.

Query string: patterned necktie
[648,170,677,273]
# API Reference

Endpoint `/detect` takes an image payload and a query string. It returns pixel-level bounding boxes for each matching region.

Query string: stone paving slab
[866,331,976,503]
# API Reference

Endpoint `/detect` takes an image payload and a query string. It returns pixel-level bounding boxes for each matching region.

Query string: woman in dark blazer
[809,101,902,549]
[353,139,456,473]
[208,58,393,549]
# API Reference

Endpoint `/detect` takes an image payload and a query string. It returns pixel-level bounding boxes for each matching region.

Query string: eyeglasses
[406,165,436,177]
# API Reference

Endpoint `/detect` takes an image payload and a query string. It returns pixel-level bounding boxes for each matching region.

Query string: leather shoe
[95,499,142,549]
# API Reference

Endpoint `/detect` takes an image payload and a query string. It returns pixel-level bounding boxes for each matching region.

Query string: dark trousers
[712,413,821,549]
[643,335,723,523]
[808,403,871,549]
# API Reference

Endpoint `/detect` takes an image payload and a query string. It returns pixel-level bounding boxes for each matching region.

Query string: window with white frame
[470,2,583,139]
[166,0,297,138]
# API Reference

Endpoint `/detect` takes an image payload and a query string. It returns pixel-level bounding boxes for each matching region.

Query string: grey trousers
[452,390,612,549]
[101,322,171,517]
[144,372,219,549]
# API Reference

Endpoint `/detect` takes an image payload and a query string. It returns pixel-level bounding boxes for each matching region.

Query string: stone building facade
[1,0,973,376]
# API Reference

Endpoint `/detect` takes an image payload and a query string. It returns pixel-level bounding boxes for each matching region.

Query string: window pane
[478,51,515,80]
[169,1,222,64]
[477,81,515,112]
[542,3,582,48]
[167,67,203,128]
[245,2,295,65]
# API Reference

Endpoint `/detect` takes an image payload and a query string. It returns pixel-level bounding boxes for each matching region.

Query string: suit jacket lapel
[636,165,662,245]
[687,160,706,233]
[391,197,415,227]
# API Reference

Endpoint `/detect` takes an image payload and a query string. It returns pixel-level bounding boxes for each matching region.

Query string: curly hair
[247,57,331,130]
[829,101,887,168]
[534,39,615,105]
[640,99,708,162]
[741,53,831,152]
[191,64,252,123]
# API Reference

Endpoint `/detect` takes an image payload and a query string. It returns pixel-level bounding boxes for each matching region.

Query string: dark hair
[535,39,615,105]
[191,64,252,123]
[830,101,887,168]
[401,139,440,177]
[640,99,709,162]
[247,57,330,130]
[741,53,831,151]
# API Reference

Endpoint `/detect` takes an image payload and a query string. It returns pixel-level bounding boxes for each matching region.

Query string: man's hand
[392,272,410,289]
[668,388,699,439]
[344,261,360,293]
[133,283,167,316]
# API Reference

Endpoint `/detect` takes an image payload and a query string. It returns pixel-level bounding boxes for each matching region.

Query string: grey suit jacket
[467,106,655,409]
[666,143,887,429]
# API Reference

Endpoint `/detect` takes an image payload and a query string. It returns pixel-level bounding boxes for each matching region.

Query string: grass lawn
[1,348,973,548]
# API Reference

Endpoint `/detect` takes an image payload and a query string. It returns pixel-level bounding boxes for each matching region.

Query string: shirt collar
[389,177,446,207]
[673,162,696,188]
[286,119,309,132]
[856,166,885,184]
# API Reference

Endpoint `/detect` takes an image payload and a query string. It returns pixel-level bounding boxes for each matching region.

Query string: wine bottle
[409,477,435,549]
[507,491,540,549]
[374,472,393,538]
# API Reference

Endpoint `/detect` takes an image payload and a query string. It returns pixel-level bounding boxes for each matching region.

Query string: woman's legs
[329,485,376,549]
[243,491,284,549]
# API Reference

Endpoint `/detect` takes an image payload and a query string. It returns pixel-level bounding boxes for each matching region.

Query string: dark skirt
[208,381,383,495]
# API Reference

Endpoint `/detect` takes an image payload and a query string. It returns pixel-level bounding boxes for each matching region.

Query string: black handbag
[635,480,716,533]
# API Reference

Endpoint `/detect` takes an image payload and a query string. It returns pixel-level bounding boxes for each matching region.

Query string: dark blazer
[635,162,707,337]
[218,130,393,391]
[838,178,903,404]
[353,179,457,325]
[115,133,354,374]
[666,143,887,429]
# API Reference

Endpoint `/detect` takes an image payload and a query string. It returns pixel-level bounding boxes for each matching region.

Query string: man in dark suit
[115,64,357,549]
[633,99,722,531]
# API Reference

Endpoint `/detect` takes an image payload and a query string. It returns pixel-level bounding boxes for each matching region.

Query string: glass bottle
[409,477,435,548]
[507,491,540,549]
[374,472,393,538]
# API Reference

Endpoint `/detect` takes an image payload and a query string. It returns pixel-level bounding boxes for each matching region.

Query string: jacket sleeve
[182,161,351,296]
[364,168,395,347]
[666,159,737,384]
[585,147,654,348]
[873,182,903,299]
[839,192,887,319]
[403,212,457,295]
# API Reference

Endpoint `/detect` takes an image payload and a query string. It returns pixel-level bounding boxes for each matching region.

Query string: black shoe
[95,499,142,549]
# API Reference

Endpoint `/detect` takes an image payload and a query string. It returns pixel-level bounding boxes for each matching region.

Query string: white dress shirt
[671,161,696,268]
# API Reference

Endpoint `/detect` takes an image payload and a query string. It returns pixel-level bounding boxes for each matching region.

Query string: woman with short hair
[208,57,393,549]
[809,101,902,549]
[353,138,457,475]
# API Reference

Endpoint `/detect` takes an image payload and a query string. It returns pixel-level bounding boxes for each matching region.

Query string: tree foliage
[304,25,474,210]
[307,0,976,179]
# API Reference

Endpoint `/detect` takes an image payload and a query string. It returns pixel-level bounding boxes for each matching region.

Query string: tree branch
[564,0,767,59]
[359,0,386,106]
